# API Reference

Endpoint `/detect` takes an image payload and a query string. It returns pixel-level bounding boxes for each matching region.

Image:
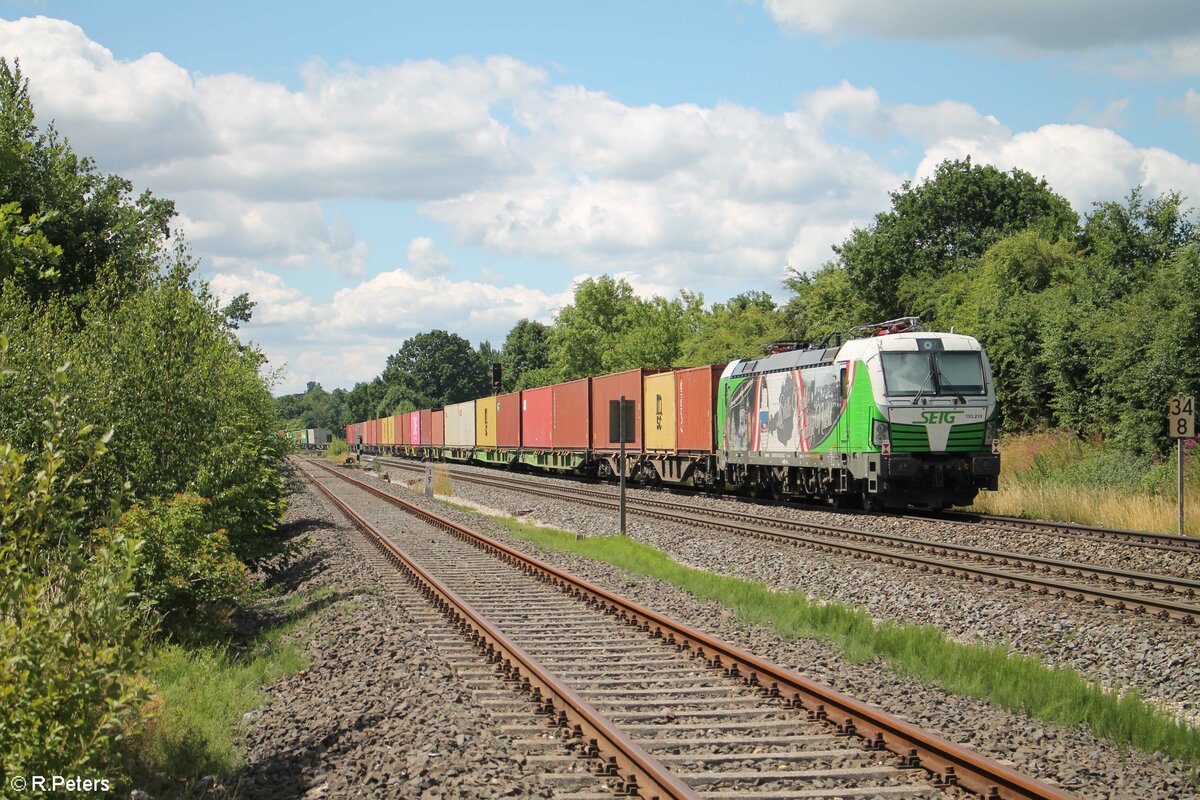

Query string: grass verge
[129,586,334,793]
[968,431,1199,535]
[467,508,1200,765]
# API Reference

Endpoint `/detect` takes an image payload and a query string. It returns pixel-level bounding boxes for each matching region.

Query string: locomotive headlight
[872,419,891,447]
[985,420,997,443]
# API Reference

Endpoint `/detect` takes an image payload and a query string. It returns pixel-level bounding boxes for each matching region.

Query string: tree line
[285,157,1197,457]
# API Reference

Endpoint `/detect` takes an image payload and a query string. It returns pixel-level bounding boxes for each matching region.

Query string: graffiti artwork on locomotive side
[726,366,842,453]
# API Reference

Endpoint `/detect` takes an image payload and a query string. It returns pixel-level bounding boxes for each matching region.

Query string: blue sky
[1,1,1199,393]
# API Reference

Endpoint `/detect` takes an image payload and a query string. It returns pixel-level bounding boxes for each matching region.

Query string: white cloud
[405,237,455,277]
[1071,97,1132,129]
[914,124,1200,213]
[1163,89,1200,133]
[222,253,572,393]
[176,192,368,276]
[762,0,1200,53]
[208,268,318,325]
[425,91,901,284]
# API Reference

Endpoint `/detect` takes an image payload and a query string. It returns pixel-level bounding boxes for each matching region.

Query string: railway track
[296,457,1075,800]
[373,457,1200,625]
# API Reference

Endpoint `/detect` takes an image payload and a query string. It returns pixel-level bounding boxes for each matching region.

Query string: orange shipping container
[496,391,520,448]
[675,365,723,452]
[591,369,656,452]
[431,409,445,446]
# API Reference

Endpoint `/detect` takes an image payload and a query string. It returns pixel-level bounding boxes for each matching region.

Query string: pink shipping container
[496,391,521,448]
[395,414,407,446]
[420,409,433,445]
[521,386,553,449]
[591,369,655,452]
[675,365,723,452]
[409,411,421,445]
[553,378,591,449]
[431,409,445,446]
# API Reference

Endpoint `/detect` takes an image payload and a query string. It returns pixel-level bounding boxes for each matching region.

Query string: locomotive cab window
[880,351,985,397]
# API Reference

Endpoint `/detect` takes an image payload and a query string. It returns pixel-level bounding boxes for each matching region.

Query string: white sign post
[1168,395,1195,537]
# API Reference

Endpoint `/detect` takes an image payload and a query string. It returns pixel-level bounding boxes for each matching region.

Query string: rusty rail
[307,457,1076,800]
[300,462,698,800]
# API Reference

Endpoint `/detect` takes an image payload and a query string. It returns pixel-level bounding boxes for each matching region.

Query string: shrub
[0,357,148,784]
[107,493,249,637]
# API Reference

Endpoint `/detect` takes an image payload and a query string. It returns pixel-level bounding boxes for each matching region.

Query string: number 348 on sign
[1169,395,1195,438]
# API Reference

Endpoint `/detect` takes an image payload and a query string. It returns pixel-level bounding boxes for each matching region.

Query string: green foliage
[0,59,175,302]
[379,329,491,409]
[833,157,1076,321]
[108,494,249,636]
[0,360,148,783]
[501,318,551,392]
[680,290,784,365]
[549,277,709,378]
[133,593,317,793]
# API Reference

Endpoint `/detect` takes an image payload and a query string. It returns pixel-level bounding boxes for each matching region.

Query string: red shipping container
[345,423,356,444]
[521,386,552,449]
[496,391,520,448]
[591,369,655,452]
[553,378,591,449]
[368,419,377,446]
[409,411,420,445]
[419,409,432,445]
[394,415,406,446]
[431,409,445,446]
[675,364,723,452]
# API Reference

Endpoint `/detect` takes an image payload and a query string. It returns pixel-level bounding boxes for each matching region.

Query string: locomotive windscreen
[880,352,985,397]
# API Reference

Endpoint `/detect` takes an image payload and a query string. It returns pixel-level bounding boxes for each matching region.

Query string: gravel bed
[231,478,555,799]
[375,459,1200,723]
[356,461,1200,799]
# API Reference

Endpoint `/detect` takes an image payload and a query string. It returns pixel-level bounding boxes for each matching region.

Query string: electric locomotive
[716,318,999,509]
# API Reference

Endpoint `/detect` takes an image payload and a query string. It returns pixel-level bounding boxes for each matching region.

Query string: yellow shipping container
[643,371,676,452]
[381,415,394,445]
[475,396,498,448]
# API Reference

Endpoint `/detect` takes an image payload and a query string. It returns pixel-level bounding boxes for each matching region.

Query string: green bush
[108,493,248,637]
[0,359,148,786]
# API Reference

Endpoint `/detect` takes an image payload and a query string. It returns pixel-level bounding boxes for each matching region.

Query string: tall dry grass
[970,482,1199,535]
[966,431,1199,536]
[433,464,453,496]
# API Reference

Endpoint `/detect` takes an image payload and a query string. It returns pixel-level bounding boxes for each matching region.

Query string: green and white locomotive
[716,318,1000,509]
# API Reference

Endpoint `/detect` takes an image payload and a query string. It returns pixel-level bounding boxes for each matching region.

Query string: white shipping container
[444,400,476,447]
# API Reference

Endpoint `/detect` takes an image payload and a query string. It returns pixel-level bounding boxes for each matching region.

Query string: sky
[1,1,1199,395]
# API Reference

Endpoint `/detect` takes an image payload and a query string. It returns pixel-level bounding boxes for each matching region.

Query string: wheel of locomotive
[861,489,885,512]
[769,475,785,501]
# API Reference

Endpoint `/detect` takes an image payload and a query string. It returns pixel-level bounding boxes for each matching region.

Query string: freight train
[338,321,1000,509]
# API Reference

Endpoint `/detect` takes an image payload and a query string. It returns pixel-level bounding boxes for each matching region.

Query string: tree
[833,157,1077,320]
[379,330,490,409]
[681,291,784,365]
[550,276,643,378]
[0,59,176,302]
[501,319,551,392]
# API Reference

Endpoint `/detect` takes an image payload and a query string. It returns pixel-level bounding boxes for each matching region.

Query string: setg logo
[919,410,960,425]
